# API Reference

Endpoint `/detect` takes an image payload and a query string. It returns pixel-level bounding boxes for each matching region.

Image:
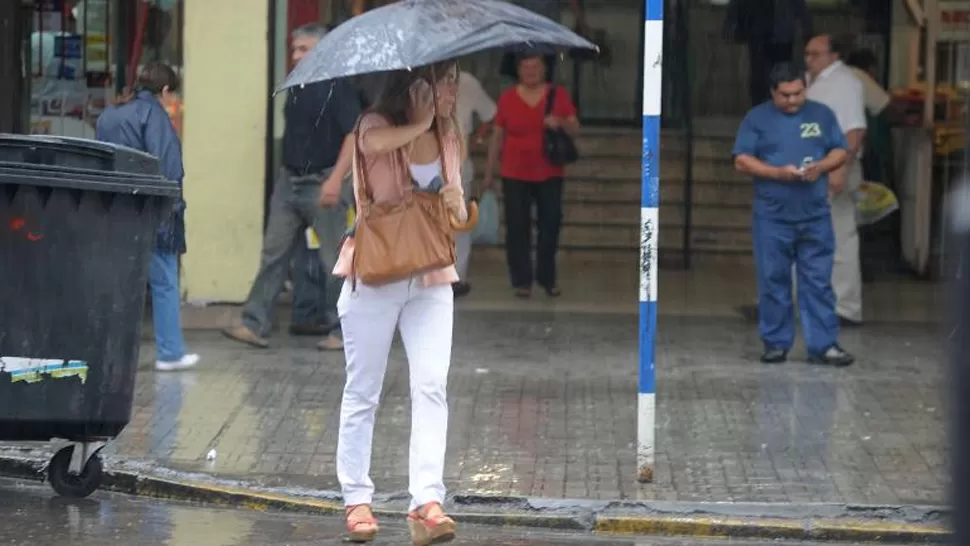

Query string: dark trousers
[747,40,793,106]
[291,241,329,326]
[502,177,564,289]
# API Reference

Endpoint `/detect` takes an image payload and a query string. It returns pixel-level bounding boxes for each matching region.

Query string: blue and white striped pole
[638,0,663,483]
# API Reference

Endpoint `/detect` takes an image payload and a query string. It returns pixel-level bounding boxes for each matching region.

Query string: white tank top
[409,159,442,189]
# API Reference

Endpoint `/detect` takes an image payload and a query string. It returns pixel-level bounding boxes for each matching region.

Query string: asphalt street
[0,478,893,545]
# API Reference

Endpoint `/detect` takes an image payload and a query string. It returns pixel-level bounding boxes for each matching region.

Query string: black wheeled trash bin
[0,134,179,498]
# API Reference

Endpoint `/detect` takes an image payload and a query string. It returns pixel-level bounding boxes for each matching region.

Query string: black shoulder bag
[543,86,579,166]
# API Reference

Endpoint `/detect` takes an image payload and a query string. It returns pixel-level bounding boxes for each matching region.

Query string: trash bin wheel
[48,446,103,498]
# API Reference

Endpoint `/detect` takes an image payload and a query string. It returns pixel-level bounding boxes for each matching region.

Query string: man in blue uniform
[732,62,855,366]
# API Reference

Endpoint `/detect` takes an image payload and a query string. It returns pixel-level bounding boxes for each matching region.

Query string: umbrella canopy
[278,0,597,91]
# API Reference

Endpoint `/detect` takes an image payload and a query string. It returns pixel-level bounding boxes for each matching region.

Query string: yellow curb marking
[132,477,342,513]
[595,515,948,539]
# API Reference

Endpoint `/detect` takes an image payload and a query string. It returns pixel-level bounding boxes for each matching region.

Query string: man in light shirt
[846,48,893,187]
[453,70,498,297]
[804,34,866,326]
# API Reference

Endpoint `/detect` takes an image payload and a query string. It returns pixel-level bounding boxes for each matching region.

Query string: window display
[27,0,183,138]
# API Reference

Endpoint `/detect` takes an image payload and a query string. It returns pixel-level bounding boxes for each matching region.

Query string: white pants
[336,277,454,510]
[455,158,474,280]
[831,161,863,322]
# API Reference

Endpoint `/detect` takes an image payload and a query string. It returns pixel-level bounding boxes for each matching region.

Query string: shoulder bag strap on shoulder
[544,85,557,117]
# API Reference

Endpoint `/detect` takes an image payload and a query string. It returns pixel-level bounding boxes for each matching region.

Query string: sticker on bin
[0,357,88,385]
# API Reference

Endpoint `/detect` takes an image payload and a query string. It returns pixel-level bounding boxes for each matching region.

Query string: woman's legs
[149,250,187,363]
[336,279,404,506]
[501,178,534,289]
[397,280,454,511]
[534,177,564,290]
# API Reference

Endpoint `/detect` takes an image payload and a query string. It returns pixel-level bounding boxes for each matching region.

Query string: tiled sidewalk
[106,311,947,505]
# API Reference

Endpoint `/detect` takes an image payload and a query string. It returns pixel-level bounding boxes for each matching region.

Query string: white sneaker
[156,353,200,372]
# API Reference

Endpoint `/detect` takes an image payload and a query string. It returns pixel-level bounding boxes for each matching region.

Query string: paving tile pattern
[99,312,951,504]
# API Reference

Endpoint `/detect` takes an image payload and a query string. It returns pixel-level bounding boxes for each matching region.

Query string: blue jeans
[753,214,839,355]
[291,241,329,326]
[149,250,188,362]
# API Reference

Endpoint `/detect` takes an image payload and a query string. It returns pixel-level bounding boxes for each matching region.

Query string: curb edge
[595,514,950,542]
[0,455,951,542]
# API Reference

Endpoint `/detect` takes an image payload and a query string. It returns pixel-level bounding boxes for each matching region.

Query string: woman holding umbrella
[282,4,595,543]
[331,60,465,545]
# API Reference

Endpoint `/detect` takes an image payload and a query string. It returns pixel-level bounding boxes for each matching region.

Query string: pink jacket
[332,112,465,287]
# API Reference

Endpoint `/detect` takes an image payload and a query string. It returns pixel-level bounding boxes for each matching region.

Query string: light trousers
[831,161,863,322]
[336,277,454,511]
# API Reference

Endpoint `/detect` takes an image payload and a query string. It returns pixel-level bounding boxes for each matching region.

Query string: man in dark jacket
[223,23,360,351]
[724,0,813,106]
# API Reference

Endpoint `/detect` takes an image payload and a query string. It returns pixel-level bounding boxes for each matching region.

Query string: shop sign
[941,2,970,41]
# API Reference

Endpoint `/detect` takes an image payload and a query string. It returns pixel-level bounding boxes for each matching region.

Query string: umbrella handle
[450,200,479,233]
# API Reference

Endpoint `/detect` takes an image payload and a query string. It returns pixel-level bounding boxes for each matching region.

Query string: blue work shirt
[96,90,186,253]
[732,100,846,222]
[96,90,184,184]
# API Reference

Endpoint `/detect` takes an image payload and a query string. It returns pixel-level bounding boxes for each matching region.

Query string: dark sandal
[514,288,532,299]
[543,286,562,298]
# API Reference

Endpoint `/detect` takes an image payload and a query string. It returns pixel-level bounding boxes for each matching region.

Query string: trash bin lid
[0,133,179,197]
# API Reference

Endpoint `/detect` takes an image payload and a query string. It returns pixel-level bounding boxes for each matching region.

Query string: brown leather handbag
[350,124,477,286]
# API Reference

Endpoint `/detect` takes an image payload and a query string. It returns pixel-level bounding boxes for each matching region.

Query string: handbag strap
[544,84,557,117]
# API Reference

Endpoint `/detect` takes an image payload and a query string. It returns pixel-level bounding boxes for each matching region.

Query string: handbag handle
[353,70,478,233]
[450,200,479,233]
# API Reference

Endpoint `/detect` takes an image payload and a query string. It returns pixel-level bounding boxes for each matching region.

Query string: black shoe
[737,305,759,322]
[760,347,788,364]
[452,282,471,298]
[808,345,855,367]
[289,323,329,336]
[542,285,562,298]
[839,316,863,328]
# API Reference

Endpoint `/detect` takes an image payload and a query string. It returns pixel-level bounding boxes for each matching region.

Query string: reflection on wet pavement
[88,311,950,506]
[0,478,880,546]
[180,255,947,326]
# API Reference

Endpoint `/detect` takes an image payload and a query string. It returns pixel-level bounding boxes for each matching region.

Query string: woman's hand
[410,80,436,130]
[440,184,464,216]
[543,116,561,129]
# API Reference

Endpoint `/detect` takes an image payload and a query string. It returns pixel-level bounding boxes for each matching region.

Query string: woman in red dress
[484,53,580,298]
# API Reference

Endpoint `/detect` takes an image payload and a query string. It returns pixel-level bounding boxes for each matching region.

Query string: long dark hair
[114,62,180,105]
[368,59,465,161]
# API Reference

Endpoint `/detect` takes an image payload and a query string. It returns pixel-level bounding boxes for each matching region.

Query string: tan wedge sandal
[407,502,456,546]
[345,504,379,543]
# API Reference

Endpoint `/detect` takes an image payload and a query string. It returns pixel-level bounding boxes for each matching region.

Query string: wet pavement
[3,311,949,506]
[0,477,900,545]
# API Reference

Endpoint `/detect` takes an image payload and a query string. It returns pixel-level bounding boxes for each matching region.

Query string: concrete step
[470,155,743,182]
[494,198,751,229]
[658,203,751,228]
[566,128,736,160]
[473,243,754,270]
[498,221,752,252]
[482,177,751,207]
[471,129,735,160]
[661,179,752,207]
